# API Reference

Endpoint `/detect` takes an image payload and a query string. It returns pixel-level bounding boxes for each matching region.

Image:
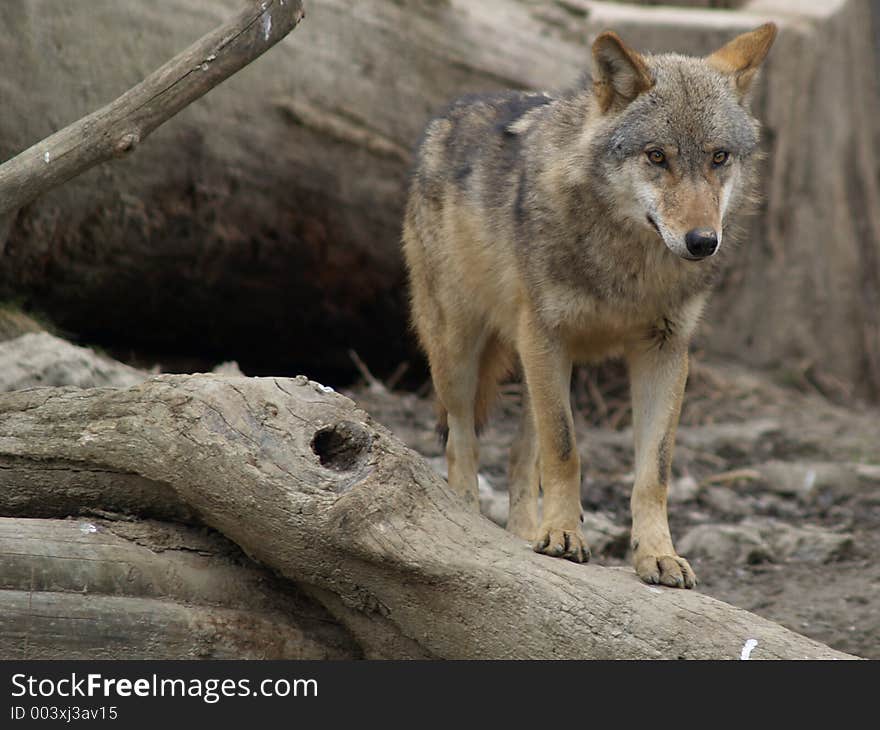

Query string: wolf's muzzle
[684,228,718,259]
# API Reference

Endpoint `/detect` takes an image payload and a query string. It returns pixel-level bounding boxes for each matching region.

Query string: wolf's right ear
[592,32,653,113]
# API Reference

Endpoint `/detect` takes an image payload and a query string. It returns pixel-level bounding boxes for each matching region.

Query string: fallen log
[0,375,854,659]
[0,517,359,660]
[0,333,148,392]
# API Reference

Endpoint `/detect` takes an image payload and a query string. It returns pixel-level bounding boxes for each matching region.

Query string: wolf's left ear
[707,22,777,101]
[592,32,653,113]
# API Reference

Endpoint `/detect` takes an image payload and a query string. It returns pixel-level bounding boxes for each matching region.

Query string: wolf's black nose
[685,228,718,258]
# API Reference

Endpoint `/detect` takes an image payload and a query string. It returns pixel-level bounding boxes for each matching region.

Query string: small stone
[756,461,861,504]
[478,476,508,527]
[700,486,754,517]
[757,519,855,563]
[668,474,699,503]
[678,518,856,565]
[581,511,629,557]
[678,523,773,565]
[212,360,244,376]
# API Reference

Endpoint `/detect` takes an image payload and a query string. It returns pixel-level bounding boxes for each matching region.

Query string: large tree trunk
[0,375,853,659]
[1,0,878,395]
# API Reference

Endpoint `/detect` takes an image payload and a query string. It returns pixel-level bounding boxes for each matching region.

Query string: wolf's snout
[684,228,718,259]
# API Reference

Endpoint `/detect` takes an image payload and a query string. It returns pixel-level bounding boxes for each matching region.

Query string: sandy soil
[346,358,880,659]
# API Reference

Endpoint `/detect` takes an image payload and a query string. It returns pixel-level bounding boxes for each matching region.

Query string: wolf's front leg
[626,343,696,588]
[518,314,589,563]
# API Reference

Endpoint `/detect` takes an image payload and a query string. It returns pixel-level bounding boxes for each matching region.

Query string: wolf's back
[408,91,552,207]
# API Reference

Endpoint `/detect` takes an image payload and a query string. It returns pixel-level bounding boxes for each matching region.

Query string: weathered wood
[0,0,305,217]
[0,517,360,659]
[0,375,854,659]
[0,333,148,392]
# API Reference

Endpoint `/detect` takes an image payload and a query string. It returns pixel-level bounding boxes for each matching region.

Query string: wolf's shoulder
[411,90,554,187]
[431,90,554,136]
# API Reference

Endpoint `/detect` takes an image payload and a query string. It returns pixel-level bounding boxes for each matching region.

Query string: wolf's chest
[534,249,709,356]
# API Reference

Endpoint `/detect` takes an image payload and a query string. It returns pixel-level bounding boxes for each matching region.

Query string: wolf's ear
[706,22,777,100]
[592,32,653,113]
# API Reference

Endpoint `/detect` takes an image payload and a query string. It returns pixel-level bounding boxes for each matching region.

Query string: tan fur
[707,23,777,98]
[592,31,654,113]
[403,26,776,586]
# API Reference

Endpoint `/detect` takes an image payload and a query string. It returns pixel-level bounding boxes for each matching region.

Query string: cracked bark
[0,375,855,659]
[0,516,360,659]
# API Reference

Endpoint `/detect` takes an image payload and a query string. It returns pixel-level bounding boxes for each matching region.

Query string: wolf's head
[587,24,776,261]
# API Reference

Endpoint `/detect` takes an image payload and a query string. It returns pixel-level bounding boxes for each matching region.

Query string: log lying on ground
[0,517,359,660]
[0,330,240,393]
[0,375,854,659]
[0,333,148,392]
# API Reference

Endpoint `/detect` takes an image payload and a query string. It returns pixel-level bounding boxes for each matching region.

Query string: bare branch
[0,0,305,217]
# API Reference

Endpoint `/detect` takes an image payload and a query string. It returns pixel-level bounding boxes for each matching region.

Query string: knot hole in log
[311,421,372,473]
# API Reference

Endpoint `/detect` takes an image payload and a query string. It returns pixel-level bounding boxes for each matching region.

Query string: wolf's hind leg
[430,328,488,511]
[626,344,696,589]
[507,390,540,541]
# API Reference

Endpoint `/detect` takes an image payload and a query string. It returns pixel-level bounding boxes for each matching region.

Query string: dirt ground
[346,357,880,659]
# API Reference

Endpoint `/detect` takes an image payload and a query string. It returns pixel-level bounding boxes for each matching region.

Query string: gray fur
[402,26,775,577]
[407,51,764,340]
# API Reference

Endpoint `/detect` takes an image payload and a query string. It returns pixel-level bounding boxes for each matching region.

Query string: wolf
[402,24,776,588]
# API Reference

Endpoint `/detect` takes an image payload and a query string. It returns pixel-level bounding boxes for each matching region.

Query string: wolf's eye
[712,150,730,166]
[646,149,666,165]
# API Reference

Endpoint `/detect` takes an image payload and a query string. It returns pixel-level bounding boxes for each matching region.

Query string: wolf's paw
[533,526,591,563]
[634,553,697,589]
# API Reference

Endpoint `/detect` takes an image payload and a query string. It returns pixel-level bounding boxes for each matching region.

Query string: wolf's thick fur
[402,25,776,587]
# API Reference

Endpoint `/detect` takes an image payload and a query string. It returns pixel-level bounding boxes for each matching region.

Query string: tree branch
[0,0,305,217]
